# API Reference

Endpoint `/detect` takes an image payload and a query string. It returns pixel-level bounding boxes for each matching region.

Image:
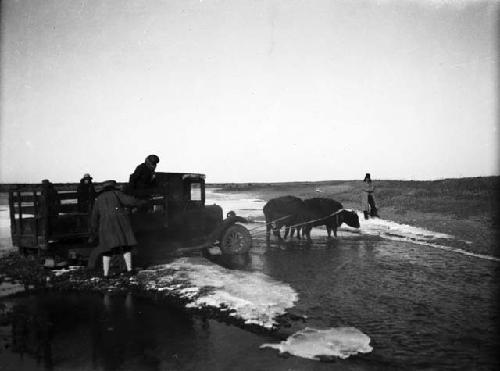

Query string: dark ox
[263,196,314,241]
[302,197,360,238]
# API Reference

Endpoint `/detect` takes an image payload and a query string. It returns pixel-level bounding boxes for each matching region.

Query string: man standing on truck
[127,154,160,198]
[88,180,147,277]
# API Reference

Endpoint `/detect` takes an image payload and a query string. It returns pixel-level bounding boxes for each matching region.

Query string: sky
[0,0,498,183]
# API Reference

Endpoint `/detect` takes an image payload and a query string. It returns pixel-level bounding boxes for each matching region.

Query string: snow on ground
[347,213,500,262]
[353,211,454,240]
[382,236,500,262]
[261,327,373,360]
[138,257,298,329]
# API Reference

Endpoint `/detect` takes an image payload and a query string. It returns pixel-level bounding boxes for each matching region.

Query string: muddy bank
[0,253,303,340]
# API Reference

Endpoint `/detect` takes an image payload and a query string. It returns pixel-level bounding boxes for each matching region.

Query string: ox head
[339,209,360,228]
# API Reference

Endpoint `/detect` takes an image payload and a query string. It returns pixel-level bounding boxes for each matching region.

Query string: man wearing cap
[362,173,378,219]
[88,180,147,277]
[127,154,160,197]
[77,173,96,213]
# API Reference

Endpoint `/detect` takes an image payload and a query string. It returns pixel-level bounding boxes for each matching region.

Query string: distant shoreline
[1,175,498,192]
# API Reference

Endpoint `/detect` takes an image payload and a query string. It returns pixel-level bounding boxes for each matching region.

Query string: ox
[263,196,314,241]
[302,197,360,238]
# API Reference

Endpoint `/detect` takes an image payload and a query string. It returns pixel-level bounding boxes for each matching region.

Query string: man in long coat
[88,180,147,276]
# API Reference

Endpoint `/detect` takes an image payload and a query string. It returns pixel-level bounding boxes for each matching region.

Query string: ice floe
[260,327,373,360]
[139,257,298,329]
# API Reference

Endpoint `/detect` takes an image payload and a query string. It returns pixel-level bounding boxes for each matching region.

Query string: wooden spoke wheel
[220,224,252,255]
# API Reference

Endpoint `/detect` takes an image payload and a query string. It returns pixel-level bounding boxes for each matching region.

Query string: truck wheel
[220,224,252,255]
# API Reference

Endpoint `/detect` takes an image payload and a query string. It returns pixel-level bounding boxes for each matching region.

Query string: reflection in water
[11,302,53,370]
[262,238,499,368]
[2,292,315,371]
[5,292,204,371]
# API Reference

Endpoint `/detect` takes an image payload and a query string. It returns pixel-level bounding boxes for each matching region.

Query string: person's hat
[146,154,160,164]
[100,180,119,191]
[363,173,371,182]
[83,173,92,180]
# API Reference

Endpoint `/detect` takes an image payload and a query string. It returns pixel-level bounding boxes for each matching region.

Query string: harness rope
[251,208,347,233]
[284,208,345,230]
[247,214,293,231]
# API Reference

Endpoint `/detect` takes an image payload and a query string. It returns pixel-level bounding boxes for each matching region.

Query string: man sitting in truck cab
[127,154,160,198]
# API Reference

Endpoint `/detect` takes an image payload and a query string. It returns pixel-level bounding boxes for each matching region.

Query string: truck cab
[127,172,223,240]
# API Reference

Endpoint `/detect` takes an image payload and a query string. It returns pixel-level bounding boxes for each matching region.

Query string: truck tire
[220,224,252,255]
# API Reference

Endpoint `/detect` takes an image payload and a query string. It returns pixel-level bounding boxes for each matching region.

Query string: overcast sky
[1,0,498,183]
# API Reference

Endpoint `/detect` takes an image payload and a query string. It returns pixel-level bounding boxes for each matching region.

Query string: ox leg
[333,227,338,238]
[266,222,271,241]
[326,226,332,239]
[284,226,290,240]
[302,226,311,241]
[273,225,282,241]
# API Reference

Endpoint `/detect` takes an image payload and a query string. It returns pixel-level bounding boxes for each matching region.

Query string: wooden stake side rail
[7,181,170,254]
[3,182,126,192]
[7,182,95,254]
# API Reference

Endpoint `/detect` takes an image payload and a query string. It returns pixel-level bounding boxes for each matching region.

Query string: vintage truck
[8,172,252,266]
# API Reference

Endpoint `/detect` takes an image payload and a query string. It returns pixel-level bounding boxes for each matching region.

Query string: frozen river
[0,189,499,370]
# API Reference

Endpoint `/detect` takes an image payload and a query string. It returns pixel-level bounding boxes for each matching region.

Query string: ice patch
[261,327,372,360]
[0,281,25,297]
[138,257,298,329]
[355,212,454,241]
[390,236,500,262]
[346,212,500,262]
